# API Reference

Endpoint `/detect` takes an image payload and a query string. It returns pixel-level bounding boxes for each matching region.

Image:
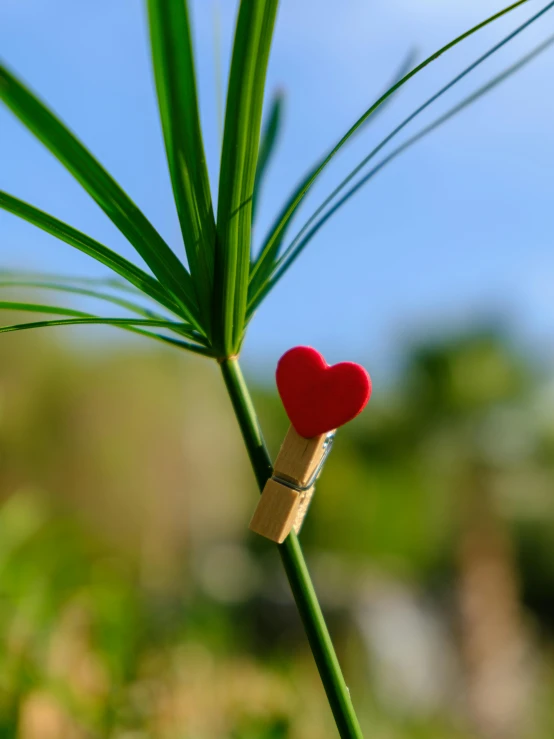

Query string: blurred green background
[1,318,553,738]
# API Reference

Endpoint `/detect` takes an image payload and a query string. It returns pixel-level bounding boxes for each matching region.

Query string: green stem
[220,357,364,739]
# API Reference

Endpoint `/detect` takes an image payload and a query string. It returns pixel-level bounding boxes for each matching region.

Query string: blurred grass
[1,322,554,738]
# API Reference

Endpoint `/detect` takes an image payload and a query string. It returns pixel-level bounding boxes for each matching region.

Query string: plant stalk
[219,356,364,739]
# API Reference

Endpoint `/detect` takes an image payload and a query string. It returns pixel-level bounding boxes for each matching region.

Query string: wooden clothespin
[249,346,372,544]
[249,425,334,543]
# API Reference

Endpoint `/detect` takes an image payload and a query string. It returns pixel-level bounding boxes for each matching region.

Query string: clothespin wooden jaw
[249,426,334,543]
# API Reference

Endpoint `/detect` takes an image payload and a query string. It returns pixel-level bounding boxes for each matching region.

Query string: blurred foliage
[0,322,553,738]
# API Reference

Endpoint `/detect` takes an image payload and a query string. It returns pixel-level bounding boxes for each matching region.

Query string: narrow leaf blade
[250,0,533,298]
[0,278,171,319]
[0,61,199,319]
[0,191,184,318]
[275,0,554,272]
[0,309,212,355]
[215,0,280,355]
[248,50,416,297]
[249,32,554,313]
[0,270,145,295]
[252,89,284,224]
[147,0,217,328]
[251,49,415,287]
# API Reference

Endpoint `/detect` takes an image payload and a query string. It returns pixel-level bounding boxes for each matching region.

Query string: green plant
[0,1,553,735]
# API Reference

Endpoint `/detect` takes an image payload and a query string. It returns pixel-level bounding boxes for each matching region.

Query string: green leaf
[349,48,418,140]
[248,163,318,302]
[249,0,531,301]
[248,32,554,315]
[0,317,212,355]
[147,0,217,329]
[0,301,212,355]
[215,0,280,356]
[275,0,554,272]
[252,89,284,224]
[0,61,199,321]
[0,279,171,319]
[0,299,166,322]
[0,191,183,318]
[0,270,145,295]
[248,50,415,297]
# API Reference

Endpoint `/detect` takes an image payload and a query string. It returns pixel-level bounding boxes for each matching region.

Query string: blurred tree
[401,328,533,739]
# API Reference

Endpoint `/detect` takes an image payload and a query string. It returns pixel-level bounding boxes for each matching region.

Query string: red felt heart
[276,346,372,438]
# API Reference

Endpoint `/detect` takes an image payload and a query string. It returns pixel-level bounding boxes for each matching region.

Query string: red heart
[276,346,372,438]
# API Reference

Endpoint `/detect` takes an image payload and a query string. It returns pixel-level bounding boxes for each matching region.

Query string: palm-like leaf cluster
[0,0,552,359]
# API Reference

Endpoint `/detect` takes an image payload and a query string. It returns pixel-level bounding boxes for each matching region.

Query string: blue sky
[0,1,553,382]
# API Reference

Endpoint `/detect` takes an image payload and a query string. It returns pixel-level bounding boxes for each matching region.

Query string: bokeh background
[1,1,554,737]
